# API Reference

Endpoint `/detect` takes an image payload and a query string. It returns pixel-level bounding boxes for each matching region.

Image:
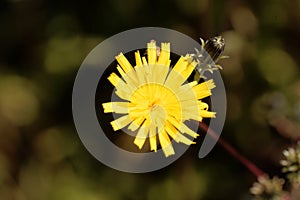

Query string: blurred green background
[1,0,300,199]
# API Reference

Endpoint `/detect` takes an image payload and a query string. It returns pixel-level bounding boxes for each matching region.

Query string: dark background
[1,0,300,199]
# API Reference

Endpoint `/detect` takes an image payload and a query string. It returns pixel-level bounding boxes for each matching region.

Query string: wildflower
[280,142,300,184]
[250,175,287,200]
[102,41,216,157]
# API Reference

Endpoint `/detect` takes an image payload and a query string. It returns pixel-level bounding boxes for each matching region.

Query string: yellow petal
[107,73,133,100]
[102,102,129,113]
[107,73,122,87]
[167,116,199,138]
[116,53,134,73]
[177,122,199,138]
[147,41,157,64]
[198,101,209,110]
[135,65,147,85]
[176,133,195,145]
[151,64,169,84]
[172,56,188,73]
[200,110,216,118]
[102,102,113,113]
[134,123,150,149]
[128,116,145,131]
[142,56,148,66]
[115,89,131,101]
[164,73,185,92]
[164,121,180,142]
[158,130,175,157]
[110,115,132,131]
[149,123,157,152]
[135,51,143,66]
[120,70,138,91]
[181,61,197,79]
[192,79,216,98]
[157,43,170,65]
[116,65,125,78]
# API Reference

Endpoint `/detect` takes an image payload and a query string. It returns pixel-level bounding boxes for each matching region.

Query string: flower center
[128,83,181,132]
[149,104,166,132]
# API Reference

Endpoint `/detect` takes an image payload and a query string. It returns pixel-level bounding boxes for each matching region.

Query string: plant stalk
[199,122,265,177]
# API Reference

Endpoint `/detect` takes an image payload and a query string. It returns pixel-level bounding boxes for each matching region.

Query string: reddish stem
[199,122,265,177]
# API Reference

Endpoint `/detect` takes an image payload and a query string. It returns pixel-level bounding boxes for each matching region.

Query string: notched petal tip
[102,102,113,113]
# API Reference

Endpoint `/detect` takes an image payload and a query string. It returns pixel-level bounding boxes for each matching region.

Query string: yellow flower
[102,41,216,157]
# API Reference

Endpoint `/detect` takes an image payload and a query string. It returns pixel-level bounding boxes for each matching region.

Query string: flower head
[102,41,216,157]
[280,142,300,184]
[250,175,287,200]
